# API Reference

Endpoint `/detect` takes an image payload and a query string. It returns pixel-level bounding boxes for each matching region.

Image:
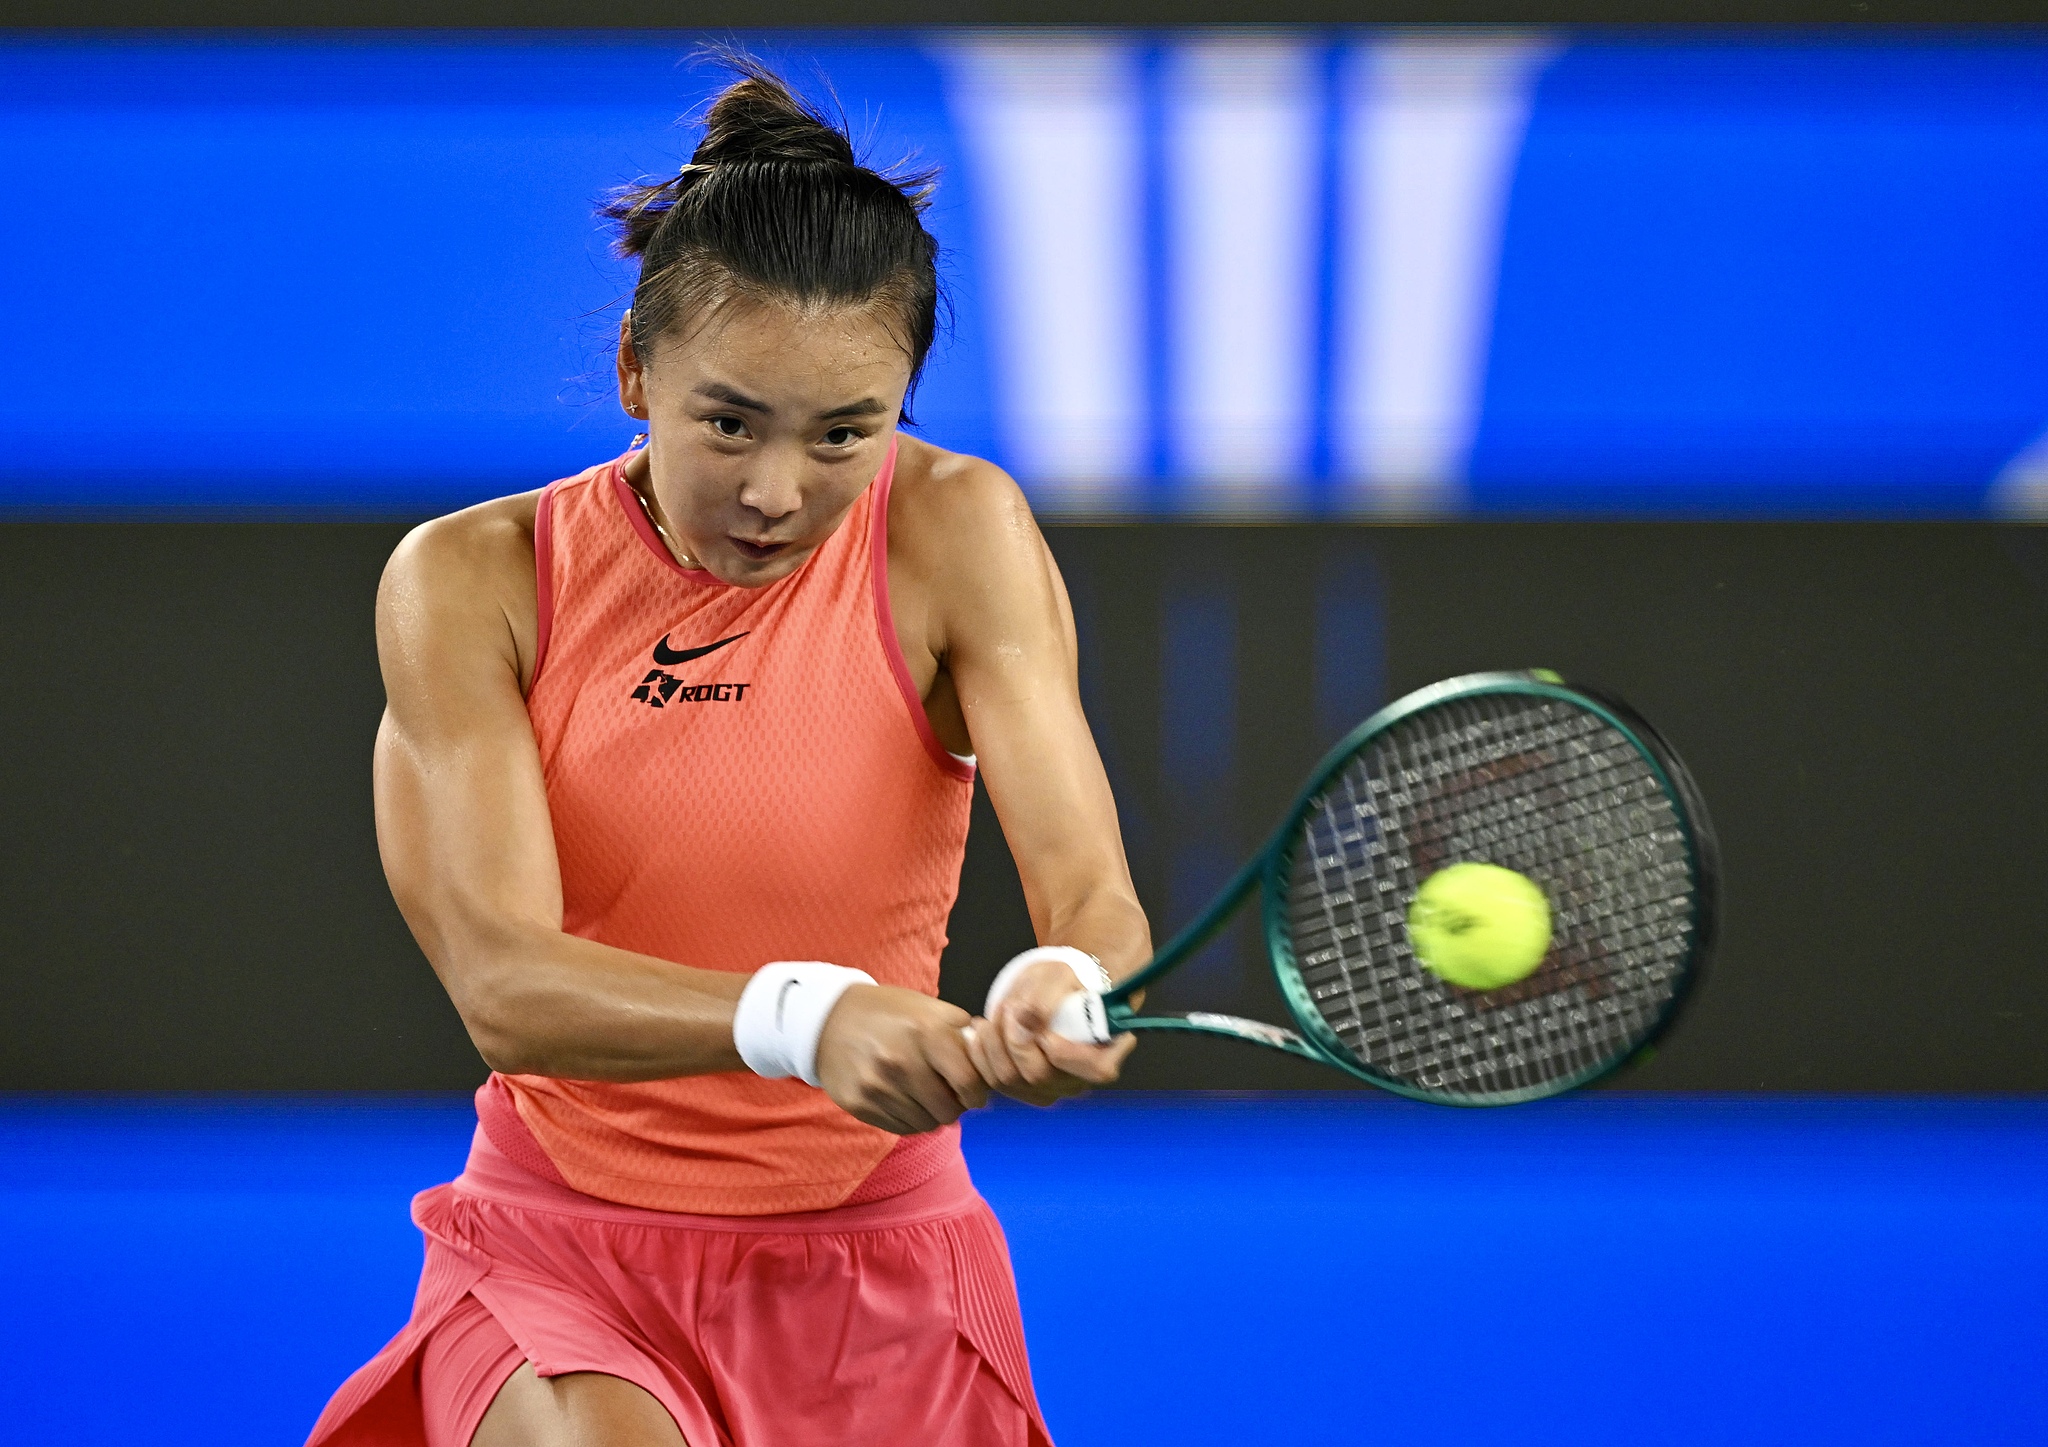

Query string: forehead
[652,297,912,397]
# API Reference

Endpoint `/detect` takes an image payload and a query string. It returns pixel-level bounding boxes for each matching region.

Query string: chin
[717,548,809,587]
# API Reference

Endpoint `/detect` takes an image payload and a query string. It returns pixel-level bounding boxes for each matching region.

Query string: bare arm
[373,500,751,1081]
[373,499,982,1132]
[892,451,1151,1100]
[960,523,1151,977]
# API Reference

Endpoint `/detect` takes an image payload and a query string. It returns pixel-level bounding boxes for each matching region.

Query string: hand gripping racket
[1051,671,1718,1105]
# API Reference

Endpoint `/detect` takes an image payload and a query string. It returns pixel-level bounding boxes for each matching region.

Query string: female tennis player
[305,58,1148,1447]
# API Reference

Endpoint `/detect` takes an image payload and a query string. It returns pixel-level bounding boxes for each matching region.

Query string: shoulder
[884,437,1068,658]
[383,491,541,611]
[885,435,1040,577]
[378,490,544,679]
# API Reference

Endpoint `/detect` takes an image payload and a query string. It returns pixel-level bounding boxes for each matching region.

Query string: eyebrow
[693,382,771,413]
[693,383,890,423]
[818,397,891,421]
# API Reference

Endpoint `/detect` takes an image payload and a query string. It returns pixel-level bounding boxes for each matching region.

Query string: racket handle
[1049,990,1112,1045]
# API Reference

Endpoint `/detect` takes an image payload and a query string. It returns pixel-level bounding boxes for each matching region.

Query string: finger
[1040,1031,1137,1084]
[992,1000,1063,1084]
[1014,1036,1059,1086]
[867,1060,944,1134]
[926,1026,990,1111]
[880,1086,941,1133]
[995,993,1055,1049]
[960,1022,993,1083]
[960,1021,994,1085]
[895,1060,967,1132]
[854,1098,927,1135]
[963,1019,1023,1091]
[984,1015,1044,1090]
[966,1022,1069,1106]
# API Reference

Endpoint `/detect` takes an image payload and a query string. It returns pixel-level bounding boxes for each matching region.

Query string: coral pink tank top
[500,439,976,1215]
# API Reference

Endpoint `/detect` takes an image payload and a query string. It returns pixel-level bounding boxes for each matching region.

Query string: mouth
[728,536,792,563]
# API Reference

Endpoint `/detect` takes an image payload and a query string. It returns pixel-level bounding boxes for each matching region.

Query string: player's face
[619,298,913,588]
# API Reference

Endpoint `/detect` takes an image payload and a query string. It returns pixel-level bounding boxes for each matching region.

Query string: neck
[623,448,697,570]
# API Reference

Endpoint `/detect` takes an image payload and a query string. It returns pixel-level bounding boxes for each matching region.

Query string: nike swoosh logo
[775,977,800,1032]
[651,631,748,667]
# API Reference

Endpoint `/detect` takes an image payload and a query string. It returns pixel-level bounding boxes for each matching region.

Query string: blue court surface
[2,1093,2044,1445]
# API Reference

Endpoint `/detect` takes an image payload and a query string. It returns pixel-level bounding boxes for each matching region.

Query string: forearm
[431,917,749,1081]
[1038,885,1154,983]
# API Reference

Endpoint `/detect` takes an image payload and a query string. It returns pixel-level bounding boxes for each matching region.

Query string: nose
[737,465,802,522]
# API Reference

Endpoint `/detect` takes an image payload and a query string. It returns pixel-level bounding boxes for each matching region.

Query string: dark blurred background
[4,521,2044,1091]
[5,15,2048,1094]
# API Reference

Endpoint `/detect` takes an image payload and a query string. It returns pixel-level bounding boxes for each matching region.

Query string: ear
[616,312,647,420]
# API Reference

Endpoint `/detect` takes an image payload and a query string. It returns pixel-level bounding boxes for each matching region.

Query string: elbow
[467,1022,538,1077]
[435,932,551,1077]
[454,971,559,1078]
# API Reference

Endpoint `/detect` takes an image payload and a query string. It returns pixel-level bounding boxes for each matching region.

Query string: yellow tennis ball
[1406,862,1553,990]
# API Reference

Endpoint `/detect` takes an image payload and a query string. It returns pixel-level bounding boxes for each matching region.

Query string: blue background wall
[5,34,2048,516]
[1474,40,2048,513]
[7,32,2048,1446]
[7,1096,2047,1446]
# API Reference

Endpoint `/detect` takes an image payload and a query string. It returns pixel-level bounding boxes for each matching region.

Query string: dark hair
[604,54,942,423]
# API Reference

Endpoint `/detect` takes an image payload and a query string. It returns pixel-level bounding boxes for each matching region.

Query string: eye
[822,426,864,447]
[709,415,748,438]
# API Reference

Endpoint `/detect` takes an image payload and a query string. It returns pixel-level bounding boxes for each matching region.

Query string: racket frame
[1097,671,1718,1104]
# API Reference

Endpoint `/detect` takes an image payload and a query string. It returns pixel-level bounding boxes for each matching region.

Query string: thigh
[471,1364,689,1447]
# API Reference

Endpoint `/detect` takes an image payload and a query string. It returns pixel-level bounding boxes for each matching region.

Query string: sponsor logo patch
[630,631,752,709]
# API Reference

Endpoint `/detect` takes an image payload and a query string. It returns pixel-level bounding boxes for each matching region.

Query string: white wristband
[733,962,876,1087]
[984,946,1115,1045]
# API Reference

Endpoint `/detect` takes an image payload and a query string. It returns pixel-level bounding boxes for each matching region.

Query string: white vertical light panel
[936,36,1146,510]
[1331,34,1560,515]
[1164,37,1323,510]
[1991,428,2048,517]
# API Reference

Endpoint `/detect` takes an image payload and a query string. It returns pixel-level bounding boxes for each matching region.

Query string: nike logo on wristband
[775,977,801,1031]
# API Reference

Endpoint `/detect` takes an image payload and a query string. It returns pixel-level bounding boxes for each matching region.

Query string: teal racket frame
[1094,671,1717,1106]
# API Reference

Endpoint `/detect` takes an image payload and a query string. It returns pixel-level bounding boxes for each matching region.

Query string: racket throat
[1107,1004,1322,1062]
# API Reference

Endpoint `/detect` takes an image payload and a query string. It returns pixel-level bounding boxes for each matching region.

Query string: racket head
[1263,672,1717,1105]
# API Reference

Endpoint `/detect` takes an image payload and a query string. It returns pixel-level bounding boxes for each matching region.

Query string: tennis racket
[1052,670,1717,1105]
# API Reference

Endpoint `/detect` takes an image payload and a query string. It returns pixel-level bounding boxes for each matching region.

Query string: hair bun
[689,62,856,170]
[601,46,944,425]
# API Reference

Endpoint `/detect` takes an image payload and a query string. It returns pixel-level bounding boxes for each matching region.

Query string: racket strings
[1286,694,1697,1102]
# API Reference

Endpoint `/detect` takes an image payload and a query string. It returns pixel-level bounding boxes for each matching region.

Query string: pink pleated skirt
[303,1125,1050,1447]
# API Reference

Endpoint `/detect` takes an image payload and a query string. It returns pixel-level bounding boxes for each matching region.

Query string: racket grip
[1049,990,1112,1045]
